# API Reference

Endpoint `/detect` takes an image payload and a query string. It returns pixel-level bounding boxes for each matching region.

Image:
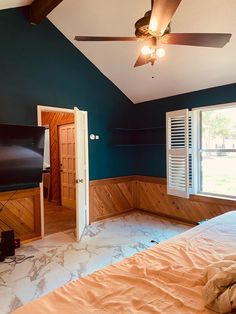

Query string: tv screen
[0,124,45,192]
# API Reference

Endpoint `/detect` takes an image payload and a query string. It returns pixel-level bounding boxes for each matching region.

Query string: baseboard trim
[22,236,42,244]
[90,208,134,223]
[139,208,197,226]
[90,207,197,226]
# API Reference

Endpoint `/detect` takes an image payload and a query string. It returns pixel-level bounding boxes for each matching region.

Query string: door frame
[37,105,89,237]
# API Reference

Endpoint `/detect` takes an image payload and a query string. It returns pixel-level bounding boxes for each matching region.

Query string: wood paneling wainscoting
[0,188,41,242]
[90,177,135,222]
[90,176,236,224]
[136,176,236,224]
[1,177,234,242]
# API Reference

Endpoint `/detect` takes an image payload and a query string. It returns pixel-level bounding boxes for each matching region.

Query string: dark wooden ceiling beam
[29,0,63,25]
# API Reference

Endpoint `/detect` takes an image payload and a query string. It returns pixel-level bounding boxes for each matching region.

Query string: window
[166,103,236,199]
[198,105,236,198]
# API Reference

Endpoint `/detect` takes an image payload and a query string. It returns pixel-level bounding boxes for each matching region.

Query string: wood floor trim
[89,208,135,224]
[139,208,197,226]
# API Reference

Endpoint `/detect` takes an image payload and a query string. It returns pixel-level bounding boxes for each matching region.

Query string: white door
[74,107,89,241]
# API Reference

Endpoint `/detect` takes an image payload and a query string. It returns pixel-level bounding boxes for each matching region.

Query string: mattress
[13,211,236,314]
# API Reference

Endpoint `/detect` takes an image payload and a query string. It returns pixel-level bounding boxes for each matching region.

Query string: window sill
[190,193,236,206]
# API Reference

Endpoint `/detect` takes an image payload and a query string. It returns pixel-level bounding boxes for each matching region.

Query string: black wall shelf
[111,126,166,147]
[113,144,165,147]
[114,126,165,131]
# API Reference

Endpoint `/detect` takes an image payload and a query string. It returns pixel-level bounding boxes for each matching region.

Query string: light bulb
[149,19,158,34]
[141,45,154,56]
[156,47,165,58]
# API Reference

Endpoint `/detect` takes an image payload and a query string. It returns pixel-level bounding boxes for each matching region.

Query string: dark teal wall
[135,83,236,177]
[0,8,136,180]
[1,9,235,180]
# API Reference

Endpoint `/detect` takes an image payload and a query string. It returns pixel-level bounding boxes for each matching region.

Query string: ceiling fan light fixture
[156,47,165,58]
[75,0,232,69]
[141,45,155,55]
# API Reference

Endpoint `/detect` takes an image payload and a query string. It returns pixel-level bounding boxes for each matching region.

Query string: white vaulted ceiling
[2,0,236,103]
[0,0,32,10]
[47,0,236,103]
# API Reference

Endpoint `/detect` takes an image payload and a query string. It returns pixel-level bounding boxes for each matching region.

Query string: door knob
[76,179,84,183]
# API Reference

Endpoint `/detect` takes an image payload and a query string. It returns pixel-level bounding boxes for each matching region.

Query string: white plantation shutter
[166,109,189,198]
[188,112,194,194]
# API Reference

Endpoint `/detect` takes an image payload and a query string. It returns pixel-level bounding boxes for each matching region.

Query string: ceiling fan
[74,0,232,67]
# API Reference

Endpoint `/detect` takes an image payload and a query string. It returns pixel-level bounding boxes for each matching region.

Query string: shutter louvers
[166,109,189,198]
[188,112,194,194]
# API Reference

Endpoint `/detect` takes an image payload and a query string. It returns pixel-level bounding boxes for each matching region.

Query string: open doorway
[37,105,89,241]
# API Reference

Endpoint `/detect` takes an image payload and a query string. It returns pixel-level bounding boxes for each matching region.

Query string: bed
[13,211,236,314]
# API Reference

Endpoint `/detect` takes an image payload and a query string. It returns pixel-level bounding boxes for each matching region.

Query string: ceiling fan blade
[74,36,138,42]
[161,33,232,48]
[149,0,182,35]
[134,54,149,67]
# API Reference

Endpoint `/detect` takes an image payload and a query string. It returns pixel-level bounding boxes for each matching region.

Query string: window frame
[192,102,236,199]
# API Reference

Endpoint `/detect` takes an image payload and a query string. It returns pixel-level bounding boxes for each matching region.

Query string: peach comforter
[14,211,236,314]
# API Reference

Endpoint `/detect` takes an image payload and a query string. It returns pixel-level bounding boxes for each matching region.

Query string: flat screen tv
[0,124,45,192]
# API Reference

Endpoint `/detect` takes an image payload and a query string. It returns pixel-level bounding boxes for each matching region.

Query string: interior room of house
[0,0,236,313]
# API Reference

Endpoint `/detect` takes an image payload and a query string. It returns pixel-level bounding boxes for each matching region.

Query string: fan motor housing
[135,10,171,39]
